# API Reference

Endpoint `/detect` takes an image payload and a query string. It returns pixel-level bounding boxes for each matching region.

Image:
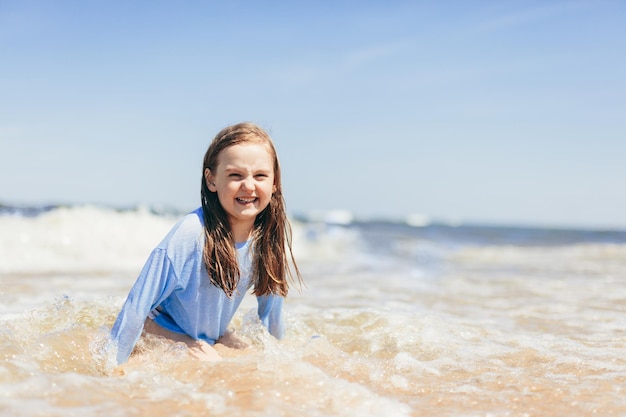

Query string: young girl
[109,122,301,365]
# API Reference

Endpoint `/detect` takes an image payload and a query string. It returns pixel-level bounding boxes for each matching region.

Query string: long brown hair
[200,122,301,297]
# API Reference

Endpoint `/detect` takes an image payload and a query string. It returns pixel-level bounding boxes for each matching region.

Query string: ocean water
[0,205,625,416]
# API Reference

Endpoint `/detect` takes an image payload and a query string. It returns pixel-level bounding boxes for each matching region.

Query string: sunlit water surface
[1,206,624,416]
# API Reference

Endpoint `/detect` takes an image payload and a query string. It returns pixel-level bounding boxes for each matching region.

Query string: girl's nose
[242,176,255,190]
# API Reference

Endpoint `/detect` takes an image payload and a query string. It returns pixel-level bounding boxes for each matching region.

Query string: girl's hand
[217,329,249,350]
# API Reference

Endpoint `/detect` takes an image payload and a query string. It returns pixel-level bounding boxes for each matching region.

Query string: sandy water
[0,206,625,416]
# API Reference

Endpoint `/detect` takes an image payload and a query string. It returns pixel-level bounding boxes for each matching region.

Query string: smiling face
[204,142,276,242]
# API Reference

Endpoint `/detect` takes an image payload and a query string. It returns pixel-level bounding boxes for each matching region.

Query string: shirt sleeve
[109,248,179,364]
[256,294,285,340]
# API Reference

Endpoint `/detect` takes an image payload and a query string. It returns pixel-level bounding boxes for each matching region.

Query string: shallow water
[1,206,625,416]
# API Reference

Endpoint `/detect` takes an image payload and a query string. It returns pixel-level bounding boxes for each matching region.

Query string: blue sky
[1,1,625,228]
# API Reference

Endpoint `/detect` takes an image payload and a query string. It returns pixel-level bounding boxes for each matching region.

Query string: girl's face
[205,142,276,237]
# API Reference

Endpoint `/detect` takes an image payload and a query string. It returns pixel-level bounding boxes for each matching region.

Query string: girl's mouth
[236,197,257,204]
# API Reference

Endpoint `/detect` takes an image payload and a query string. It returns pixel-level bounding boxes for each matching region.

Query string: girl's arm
[256,295,285,340]
[109,248,178,364]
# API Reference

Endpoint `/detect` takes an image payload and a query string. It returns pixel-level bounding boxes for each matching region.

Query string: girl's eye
[229,173,242,178]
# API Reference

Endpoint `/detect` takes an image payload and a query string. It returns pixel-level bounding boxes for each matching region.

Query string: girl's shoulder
[158,207,204,249]
[177,207,204,231]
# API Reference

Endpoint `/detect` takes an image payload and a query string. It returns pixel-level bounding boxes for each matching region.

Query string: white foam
[0,206,177,274]
[0,206,357,275]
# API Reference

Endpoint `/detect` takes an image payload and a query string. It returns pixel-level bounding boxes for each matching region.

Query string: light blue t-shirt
[110,207,284,365]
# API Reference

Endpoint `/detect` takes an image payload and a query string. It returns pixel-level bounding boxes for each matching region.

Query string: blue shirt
[110,207,284,364]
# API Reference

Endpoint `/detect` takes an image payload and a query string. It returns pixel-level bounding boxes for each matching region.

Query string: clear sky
[1,1,625,228]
